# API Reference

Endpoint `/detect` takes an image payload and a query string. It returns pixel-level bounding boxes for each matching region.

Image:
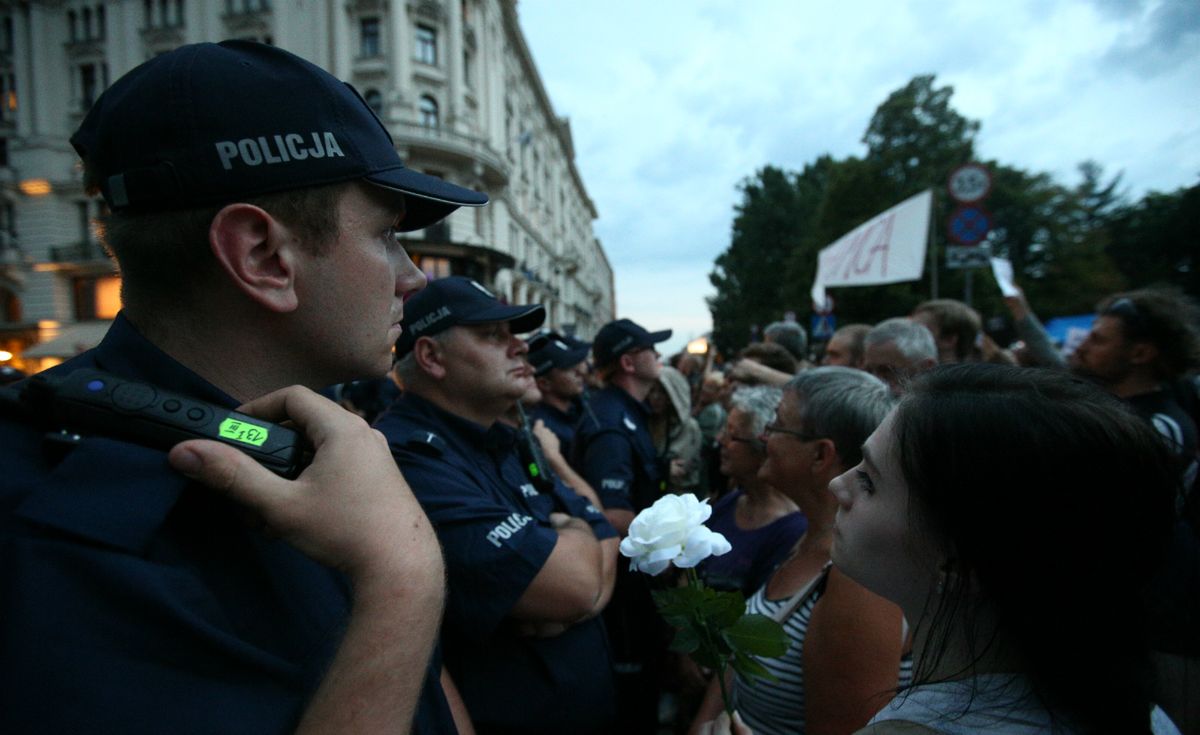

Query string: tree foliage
[707,74,1198,354]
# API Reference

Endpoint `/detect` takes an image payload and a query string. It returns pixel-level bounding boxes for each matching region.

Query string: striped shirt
[731,567,913,735]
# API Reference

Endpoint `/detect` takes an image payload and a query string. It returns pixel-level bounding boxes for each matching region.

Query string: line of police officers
[0,40,674,735]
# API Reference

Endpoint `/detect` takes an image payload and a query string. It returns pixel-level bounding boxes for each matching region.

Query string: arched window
[364,89,383,116]
[419,95,439,129]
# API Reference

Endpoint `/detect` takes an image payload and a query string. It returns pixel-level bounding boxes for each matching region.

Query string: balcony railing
[391,122,508,186]
[50,241,107,263]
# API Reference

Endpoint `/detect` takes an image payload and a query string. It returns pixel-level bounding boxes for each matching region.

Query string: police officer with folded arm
[0,41,487,733]
[376,277,619,735]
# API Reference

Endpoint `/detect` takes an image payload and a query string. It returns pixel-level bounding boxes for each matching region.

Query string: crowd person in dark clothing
[378,277,618,735]
[763,320,809,366]
[699,385,805,596]
[862,318,938,396]
[820,323,871,368]
[0,41,480,733]
[1070,289,1200,505]
[1069,288,1200,733]
[911,298,982,364]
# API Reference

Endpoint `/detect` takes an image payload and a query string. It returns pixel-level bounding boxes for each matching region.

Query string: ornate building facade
[0,0,613,369]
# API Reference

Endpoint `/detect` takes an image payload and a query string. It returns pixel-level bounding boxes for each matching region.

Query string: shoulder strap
[767,560,832,625]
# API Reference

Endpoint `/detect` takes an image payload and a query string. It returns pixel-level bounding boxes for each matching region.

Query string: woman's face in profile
[827,410,937,609]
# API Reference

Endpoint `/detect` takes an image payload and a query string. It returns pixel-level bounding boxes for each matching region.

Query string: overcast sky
[515,0,1200,355]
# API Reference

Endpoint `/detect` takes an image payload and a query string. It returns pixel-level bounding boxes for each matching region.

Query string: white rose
[619,493,732,576]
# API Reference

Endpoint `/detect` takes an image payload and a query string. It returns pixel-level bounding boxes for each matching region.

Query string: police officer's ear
[412,335,449,380]
[618,351,637,376]
[1128,341,1159,369]
[209,203,300,314]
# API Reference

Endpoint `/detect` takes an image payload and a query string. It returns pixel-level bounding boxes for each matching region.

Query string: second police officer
[375,277,619,735]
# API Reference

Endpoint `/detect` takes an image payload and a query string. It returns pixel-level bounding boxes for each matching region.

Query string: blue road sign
[947,205,991,246]
[812,313,836,340]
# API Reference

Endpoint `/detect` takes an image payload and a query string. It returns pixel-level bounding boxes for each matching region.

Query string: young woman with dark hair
[830,364,1180,734]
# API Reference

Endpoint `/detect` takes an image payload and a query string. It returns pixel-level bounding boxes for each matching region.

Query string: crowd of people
[0,39,1196,735]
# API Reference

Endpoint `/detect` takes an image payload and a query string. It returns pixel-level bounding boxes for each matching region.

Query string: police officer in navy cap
[526,330,591,460]
[575,318,673,531]
[377,276,619,735]
[0,41,485,733]
[572,317,672,733]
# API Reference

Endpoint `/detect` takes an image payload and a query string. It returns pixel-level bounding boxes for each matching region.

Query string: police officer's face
[441,321,534,407]
[545,363,584,399]
[630,346,662,382]
[296,182,426,383]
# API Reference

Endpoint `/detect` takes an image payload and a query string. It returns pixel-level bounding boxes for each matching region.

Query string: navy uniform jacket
[527,401,577,461]
[375,392,617,734]
[0,313,455,735]
[573,384,663,513]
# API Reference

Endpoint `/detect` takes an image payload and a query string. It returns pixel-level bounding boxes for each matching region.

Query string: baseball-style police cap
[593,318,672,367]
[70,40,487,231]
[526,331,591,377]
[395,276,545,358]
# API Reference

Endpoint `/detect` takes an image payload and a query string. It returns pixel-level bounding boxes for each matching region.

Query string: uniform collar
[399,391,516,455]
[601,383,650,419]
[68,311,238,408]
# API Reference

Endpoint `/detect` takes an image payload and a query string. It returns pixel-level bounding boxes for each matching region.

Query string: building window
[415,255,452,280]
[363,89,383,115]
[73,275,122,321]
[463,49,473,88]
[1,16,13,54]
[68,11,78,41]
[415,24,437,65]
[79,64,98,110]
[2,287,21,323]
[226,0,270,13]
[0,138,7,167]
[0,73,16,122]
[360,17,381,57]
[145,0,185,29]
[418,95,439,128]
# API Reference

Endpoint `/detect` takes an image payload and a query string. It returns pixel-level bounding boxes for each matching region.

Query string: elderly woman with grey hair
[691,368,910,735]
[698,385,807,596]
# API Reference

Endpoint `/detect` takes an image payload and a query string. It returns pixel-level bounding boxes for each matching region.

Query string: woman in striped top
[690,368,910,735]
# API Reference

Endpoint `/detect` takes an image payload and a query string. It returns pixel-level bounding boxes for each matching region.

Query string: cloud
[517,0,1200,346]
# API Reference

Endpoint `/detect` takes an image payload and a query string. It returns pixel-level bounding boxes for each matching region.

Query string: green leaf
[653,586,706,617]
[669,626,701,654]
[730,650,778,683]
[699,590,746,629]
[723,614,789,657]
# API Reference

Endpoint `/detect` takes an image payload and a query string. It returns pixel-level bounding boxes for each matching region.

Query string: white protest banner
[810,189,932,309]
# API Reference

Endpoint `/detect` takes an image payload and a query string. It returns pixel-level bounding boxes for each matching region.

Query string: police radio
[5,368,311,479]
[514,402,556,494]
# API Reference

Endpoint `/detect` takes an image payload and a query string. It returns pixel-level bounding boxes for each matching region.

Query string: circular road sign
[947,205,991,246]
[948,163,992,203]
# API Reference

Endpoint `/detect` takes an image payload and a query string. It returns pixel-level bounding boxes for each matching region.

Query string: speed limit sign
[948,164,992,204]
